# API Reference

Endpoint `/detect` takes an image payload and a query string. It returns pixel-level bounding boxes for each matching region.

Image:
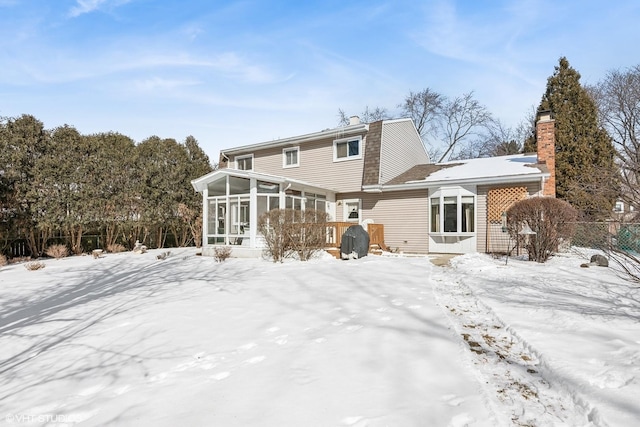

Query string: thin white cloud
[181,23,204,41]
[410,0,550,89]
[7,47,287,87]
[133,76,201,92]
[68,0,131,18]
[69,0,108,17]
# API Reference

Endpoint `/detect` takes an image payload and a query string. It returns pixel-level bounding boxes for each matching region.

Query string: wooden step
[325,248,341,259]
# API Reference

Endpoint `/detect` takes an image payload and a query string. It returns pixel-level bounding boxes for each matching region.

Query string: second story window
[235,154,253,170]
[283,147,299,168]
[334,136,362,162]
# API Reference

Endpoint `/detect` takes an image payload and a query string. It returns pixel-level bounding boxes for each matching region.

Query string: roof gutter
[190,168,339,194]
[362,172,551,193]
[221,123,369,157]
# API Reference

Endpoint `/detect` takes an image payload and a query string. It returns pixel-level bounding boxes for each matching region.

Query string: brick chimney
[536,110,556,197]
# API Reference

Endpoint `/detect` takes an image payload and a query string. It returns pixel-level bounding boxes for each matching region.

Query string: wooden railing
[326,222,352,248]
[326,222,387,252]
[367,223,388,251]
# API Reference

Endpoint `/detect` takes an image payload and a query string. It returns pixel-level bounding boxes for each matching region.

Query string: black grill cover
[340,225,370,259]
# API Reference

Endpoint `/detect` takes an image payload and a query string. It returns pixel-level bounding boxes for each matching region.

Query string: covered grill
[340,225,370,259]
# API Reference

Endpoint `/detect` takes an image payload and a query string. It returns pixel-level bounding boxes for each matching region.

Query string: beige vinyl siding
[477,181,542,253]
[338,189,429,254]
[250,132,366,193]
[379,120,430,184]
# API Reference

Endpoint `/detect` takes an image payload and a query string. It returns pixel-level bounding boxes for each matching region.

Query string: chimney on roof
[536,110,555,197]
[349,116,360,126]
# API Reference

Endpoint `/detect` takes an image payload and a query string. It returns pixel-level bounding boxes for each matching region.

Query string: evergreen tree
[134,136,192,248]
[31,125,96,254]
[181,136,213,247]
[86,132,137,249]
[0,115,51,255]
[531,57,618,219]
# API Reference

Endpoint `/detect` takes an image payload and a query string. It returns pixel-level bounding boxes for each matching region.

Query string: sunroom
[191,169,336,257]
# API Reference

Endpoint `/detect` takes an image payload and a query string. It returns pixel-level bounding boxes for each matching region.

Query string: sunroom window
[430,188,475,234]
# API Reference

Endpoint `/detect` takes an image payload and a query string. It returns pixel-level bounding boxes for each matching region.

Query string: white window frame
[235,154,253,171]
[282,146,299,168]
[429,187,476,235]
[614,201,624,213]
[333,136,362,162]
[343,199,361,223]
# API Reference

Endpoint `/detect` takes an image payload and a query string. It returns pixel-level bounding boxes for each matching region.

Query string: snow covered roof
[377,154,549,190]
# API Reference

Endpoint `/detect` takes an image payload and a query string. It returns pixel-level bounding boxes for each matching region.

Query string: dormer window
[236,154,253,171]
[334,136,362,162]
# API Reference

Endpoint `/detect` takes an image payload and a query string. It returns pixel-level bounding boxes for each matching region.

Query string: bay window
[430,188,475,234]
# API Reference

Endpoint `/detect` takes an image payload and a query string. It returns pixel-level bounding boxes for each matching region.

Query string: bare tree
[337,106,390,126]
[398,88,443,139]
[593,65,640,213]
[437,92,494,162]
[338,90,495,163]
[587,65,640,285]
[452,119,524,160]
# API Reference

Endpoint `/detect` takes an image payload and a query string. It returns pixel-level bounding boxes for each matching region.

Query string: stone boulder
[590,254,609,267]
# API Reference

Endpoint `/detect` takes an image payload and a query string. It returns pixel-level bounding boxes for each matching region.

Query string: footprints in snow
[441,393,465,407]
[148,289,428,391]
[434,275,592,426]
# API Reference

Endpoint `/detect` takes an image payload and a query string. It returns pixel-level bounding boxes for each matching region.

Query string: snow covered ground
[0,248,638,426]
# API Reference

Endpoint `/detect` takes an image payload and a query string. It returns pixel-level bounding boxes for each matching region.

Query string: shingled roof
[362,120,382,186]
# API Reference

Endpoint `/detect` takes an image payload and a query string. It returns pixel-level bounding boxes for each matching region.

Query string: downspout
[202,187,209,249]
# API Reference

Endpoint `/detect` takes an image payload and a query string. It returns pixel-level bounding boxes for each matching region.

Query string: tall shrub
[507,197,577,262]
[257,208,329,262]
[288,209,330,261]
[258,209,295,263]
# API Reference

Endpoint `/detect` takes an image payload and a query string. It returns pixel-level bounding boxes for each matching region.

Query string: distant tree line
[0,115,214,257]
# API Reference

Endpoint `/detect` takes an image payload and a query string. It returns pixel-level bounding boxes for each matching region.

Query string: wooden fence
[326,222,387,252]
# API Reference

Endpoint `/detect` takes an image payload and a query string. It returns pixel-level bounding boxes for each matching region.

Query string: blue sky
[1,0,638,160]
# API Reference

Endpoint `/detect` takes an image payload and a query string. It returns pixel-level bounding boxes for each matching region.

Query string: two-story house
[191,113,556,257]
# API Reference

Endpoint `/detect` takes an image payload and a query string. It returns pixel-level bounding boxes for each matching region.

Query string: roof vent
[349,116,360,126]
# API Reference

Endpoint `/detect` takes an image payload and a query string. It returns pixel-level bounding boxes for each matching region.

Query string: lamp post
[506,223,536,265]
